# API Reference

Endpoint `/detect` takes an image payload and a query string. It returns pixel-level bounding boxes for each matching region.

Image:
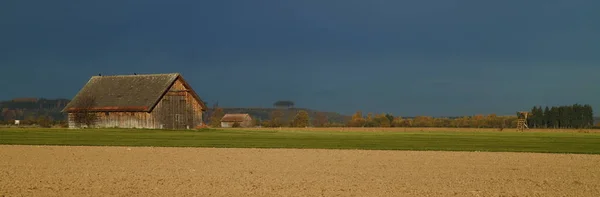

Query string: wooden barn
[220,114,253,128]
[62,73,207,129]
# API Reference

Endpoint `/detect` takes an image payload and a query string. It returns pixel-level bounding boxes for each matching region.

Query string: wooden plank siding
[67,77,204,129]
[151,78,204,129]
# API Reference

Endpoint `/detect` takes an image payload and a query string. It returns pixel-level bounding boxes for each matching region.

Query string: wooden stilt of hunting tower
[517,111,529,132]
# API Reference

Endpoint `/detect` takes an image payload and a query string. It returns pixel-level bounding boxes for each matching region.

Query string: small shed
[62,73,207,129]
[220,114,253,128]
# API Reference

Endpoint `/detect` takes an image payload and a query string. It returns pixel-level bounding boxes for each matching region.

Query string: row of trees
[0,95,97,128]
[4,103,594,129]
[347,111,515,128]
[206,104,594,129]
[207,108,518,128]
[208,107,316,128]
[0,99,70,121]
[0,116,68,128]
[527,104,594,129]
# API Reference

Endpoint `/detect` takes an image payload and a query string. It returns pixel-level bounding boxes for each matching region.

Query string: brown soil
[1,145,599,197]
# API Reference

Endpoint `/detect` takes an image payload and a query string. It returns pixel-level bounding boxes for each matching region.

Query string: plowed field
[1,145,599,197]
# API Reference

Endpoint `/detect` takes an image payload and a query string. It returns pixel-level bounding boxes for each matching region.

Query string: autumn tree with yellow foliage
[347,111,366,127]
[292,110,310,127]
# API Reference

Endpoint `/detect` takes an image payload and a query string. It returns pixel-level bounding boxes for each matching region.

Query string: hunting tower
[517,111,529,132]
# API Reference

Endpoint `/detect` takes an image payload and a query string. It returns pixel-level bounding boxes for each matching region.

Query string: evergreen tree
[543,106,550,128]
[584,104,594,128]
[529,106,541,128]
[537,106,544,128]
[385,114,395,127]
[527,106,535,128]
[564,105,573,128]
[558,106,565,128]
[375,113,391,127]
[537,106,543,128]
[550,106,559,128]
[572,104,582,128]
[526,104,594,129]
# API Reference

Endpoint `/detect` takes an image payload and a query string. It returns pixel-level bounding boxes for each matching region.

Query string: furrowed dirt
[1,145,599,197]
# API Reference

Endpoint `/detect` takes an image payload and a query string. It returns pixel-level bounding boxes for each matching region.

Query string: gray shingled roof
[63,73,206,112]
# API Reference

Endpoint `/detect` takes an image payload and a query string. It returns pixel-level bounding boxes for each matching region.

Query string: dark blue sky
[1,0,599,116]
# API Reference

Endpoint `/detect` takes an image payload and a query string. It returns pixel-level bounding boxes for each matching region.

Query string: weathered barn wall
[67,113,76,129]
[151,78,204,129]
[94,112,155,129]
[68,112,156,129]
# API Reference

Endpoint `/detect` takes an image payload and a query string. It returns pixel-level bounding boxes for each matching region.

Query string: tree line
[526,104,594,129]
[0,117,67,128]
[4,102,593,129]
[207,104,595,129]
[208,107,318,128]
[346,112,514,129]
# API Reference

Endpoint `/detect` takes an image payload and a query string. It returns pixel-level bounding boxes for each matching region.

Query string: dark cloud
[0,0,599,116]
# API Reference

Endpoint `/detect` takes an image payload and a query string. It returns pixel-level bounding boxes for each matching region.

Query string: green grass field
[1,128,599,154]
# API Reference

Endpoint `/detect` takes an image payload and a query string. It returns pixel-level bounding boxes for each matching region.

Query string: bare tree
[269,109,284,127]
[72,95,98,128]
[209,106,224,127]
[312,112,328,127]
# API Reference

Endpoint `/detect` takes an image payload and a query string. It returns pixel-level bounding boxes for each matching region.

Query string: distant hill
[0,98,351,125]
[212,107,351,124]
[0,98,69,121]
[2,98,598,126]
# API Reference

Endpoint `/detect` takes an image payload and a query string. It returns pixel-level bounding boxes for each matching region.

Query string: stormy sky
[1,0,599,116]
